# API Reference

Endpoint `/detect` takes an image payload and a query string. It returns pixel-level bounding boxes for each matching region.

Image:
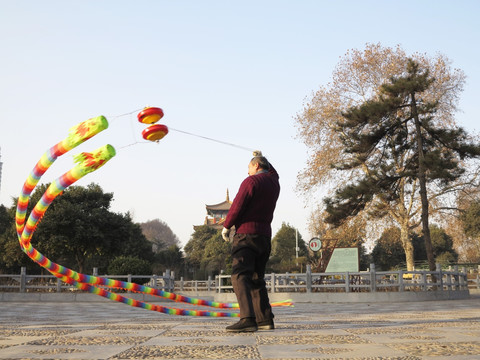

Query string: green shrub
[108,256,152,285]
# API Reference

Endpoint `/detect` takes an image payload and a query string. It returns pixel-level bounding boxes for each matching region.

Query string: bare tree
[140,218,180,252]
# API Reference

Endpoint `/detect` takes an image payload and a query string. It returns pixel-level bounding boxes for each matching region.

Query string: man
[222,150,280,332]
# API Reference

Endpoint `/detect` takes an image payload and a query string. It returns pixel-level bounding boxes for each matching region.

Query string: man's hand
[222,227,230,242]
[253,150,262,157]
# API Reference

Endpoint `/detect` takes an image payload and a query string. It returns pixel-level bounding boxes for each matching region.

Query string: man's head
[248,156,270,176]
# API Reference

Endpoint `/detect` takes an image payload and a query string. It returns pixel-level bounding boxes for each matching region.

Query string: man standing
[222,151,280,332]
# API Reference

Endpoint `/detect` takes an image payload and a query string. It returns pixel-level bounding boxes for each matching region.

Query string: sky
[1,1,479,249]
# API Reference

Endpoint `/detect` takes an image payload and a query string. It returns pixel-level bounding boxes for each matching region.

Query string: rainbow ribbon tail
[15,115,291,316]
[271,299,294,307]
[15,116,109,239]
[52,272,239,317]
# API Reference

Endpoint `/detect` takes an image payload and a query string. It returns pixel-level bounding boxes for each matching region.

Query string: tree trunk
[411,93,436,271]
[75,253,84,274]
[400,220,415,271]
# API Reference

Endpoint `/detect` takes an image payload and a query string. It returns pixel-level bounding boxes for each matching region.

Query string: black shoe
[226,318,258,332]
[257,319,274,330]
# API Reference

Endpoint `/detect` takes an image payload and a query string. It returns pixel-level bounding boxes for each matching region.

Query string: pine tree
[325,59,480,271]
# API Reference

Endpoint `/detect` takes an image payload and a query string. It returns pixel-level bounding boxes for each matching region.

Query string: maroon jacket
[224,164,280,237]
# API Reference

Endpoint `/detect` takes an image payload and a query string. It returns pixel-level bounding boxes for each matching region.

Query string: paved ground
[0,295,480,359]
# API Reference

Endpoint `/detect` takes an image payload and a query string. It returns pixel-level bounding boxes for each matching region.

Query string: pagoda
[194,189,232,230]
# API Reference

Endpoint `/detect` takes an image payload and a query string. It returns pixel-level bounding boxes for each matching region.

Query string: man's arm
[254,150,278,178]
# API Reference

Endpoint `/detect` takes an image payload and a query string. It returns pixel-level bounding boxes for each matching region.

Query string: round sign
[309,237,322,252]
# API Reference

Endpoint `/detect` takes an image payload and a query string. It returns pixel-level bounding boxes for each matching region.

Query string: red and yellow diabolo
[138,107,169,142]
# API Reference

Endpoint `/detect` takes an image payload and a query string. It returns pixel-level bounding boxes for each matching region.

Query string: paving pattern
[0,296,479,359]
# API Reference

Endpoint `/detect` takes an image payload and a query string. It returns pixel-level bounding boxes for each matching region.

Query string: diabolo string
[110,107,254,152]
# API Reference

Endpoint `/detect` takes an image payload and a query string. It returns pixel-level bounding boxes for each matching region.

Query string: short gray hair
[250,156,270,170]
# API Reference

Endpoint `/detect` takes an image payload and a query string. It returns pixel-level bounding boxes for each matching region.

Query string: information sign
[325,247,359,272]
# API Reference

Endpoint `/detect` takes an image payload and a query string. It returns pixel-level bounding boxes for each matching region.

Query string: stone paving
[0,295,479,359]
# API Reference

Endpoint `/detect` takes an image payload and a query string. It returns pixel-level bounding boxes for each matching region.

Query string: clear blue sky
[1,1,479,248]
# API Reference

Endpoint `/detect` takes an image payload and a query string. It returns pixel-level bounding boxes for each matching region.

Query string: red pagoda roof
[205,189,231,211]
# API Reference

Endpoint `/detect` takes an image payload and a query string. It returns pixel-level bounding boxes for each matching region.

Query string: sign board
[308,237,322,252]
[325,247,359,272]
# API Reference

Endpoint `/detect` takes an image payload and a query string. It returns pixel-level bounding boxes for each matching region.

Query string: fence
[216,264,470,293]
[180,264,474,294]
[0,267,175,293]
[0,264,475,294]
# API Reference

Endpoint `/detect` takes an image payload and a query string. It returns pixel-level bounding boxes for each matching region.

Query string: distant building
[194,190,232,230]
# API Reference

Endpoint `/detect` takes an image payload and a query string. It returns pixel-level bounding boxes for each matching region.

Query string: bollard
[436,263,444,291]
[460,267,466,289]
[165,270,171,291]
[454,265,459,290]
[399,270,404,292]
[370,264,376,292]
[20,267,26,293]
[306,265,312,293]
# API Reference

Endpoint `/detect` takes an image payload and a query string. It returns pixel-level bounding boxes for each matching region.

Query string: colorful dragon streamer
[16,115,292,316]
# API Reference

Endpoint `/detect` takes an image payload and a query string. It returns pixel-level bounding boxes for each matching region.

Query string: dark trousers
[231,233,273,322]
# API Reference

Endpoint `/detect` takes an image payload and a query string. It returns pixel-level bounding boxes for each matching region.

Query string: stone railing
[0,264,473,303]
[0,267,175,293]
[213,264,470,294]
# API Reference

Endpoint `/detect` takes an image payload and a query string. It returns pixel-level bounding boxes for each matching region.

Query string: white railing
[175,276,216,292]
[0,267,175,293]
[0,264,473,294]
[213,264,470,294]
